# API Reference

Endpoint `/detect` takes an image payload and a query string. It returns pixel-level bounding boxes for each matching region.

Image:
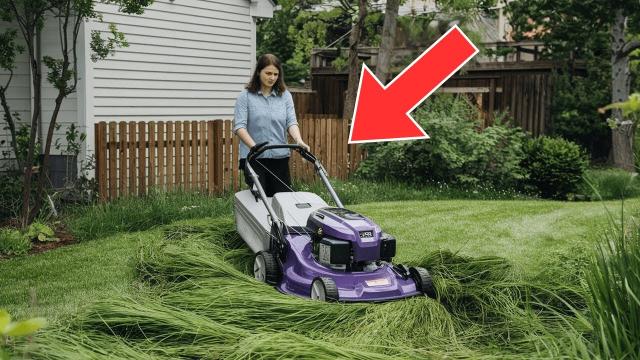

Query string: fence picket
[128,122,137,196]
[118,122,127,196]
[166,122,174,191]
[157,122,165,189]
[148,122,156,189]
[137,122,146,195]
[108,122,117,200]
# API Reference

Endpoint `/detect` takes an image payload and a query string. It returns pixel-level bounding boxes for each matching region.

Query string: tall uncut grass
[19,216,592,359]
[583,211,640,358]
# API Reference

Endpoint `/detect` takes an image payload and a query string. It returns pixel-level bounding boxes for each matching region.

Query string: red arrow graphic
[348,25,479,143]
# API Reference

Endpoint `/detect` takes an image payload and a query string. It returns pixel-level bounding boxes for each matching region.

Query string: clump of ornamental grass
[581,211,640,359]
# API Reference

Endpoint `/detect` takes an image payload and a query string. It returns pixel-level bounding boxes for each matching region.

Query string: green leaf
[5,318,47,337]
[0,309,10,333]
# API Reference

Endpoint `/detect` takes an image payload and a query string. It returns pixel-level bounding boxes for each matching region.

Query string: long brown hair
[246,54,286,95]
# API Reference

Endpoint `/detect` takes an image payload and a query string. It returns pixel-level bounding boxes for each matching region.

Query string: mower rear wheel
[254,251,281,285]
[310,277,339,302]
[410,267,437,299]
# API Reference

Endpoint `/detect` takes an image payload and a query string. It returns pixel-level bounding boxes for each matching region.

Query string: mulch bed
[0,220,77,260]
[30,223,77,255]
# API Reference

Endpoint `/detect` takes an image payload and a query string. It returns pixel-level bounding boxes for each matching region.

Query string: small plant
[0,228,31,256]
[25,221,57,242]
[0,309,47,360]
[521,136,589,199]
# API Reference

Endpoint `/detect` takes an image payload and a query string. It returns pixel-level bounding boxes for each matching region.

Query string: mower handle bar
[244,142,343,209]
[247,142,317,164]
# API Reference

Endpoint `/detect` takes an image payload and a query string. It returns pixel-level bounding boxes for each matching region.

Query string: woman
[233,54,310,197]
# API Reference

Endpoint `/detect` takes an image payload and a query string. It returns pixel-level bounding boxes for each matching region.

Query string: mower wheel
[310,277,339,302]
[254,251,281,285]
[410,267,437,299]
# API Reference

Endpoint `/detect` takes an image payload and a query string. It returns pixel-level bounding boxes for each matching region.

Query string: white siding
[0,25,31,169]
[87,0,254,123]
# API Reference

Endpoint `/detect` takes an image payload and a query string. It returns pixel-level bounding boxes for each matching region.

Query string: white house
[0,0,275,170]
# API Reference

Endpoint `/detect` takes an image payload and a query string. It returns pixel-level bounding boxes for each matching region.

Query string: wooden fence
[94,116,366,201]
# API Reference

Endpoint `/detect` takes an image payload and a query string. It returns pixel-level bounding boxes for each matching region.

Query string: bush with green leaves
[356,94,527,188]
[0,228,30,256]
[579,168,640,200]
[521,136,589,199]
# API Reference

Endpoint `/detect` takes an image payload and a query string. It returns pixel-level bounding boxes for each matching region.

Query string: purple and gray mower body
[234,143,436,302]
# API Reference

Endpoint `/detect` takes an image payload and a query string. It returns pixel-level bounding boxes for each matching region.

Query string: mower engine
[306,207,396,271]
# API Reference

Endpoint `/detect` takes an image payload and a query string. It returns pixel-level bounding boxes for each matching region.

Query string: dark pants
[240,157,291,197]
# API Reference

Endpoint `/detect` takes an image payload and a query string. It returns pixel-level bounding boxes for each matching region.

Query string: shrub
[0,174,23,222]
[579,168,640,200]
[521,136,589,199]
[356,94,527,188]
[0,228,31,256]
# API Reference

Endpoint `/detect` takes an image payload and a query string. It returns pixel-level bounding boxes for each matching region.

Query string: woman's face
[259,65,279,90]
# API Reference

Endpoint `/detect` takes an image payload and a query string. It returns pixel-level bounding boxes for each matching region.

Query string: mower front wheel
[410,267,437,299]
[254,251,281,285]
[310,277,339,302]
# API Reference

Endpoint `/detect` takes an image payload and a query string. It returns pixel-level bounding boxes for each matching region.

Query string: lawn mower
[234,143,436,302]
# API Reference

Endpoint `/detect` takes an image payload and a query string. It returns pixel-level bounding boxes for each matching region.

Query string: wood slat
[232,126,239,191]
[148,122,156,188]
[118,122,127,196]
[213,120,223,193]
[331,118,338,177]
[199,121,207,191]
[108,122,117,200]
[128,122,137,196]
[191,121,198,190]
[224,120,232,192]
[207,121,215,193]
[166,122,174,190]
[175,121,182,189]
[182,121,191,191]
[157,121,165,189]
[137,122,146,195]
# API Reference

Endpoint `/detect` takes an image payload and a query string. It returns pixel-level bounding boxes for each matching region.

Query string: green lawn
[0,229,162,323]
[1,198,635,325]
[353,199,637,275]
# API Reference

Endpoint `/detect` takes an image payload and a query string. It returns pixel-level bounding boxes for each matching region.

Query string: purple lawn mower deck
[278,233,421,302]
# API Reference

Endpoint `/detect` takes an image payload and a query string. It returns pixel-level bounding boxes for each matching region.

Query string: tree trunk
[343,0,368,121]
[610,9,633,171]
[20,35,42,228]
[375,0,399,85]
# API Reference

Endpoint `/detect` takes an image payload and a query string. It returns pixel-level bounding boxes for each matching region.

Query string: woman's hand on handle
[288,125,310,152]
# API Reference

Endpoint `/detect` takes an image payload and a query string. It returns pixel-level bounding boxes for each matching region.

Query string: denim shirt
[233,89,298,160]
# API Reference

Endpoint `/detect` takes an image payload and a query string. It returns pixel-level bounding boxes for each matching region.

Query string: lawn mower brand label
[359,230,374,238]
[365,278,390,287]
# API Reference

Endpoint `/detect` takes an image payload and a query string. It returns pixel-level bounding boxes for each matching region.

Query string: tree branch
[0,70,22,170]
[620,39,640,59]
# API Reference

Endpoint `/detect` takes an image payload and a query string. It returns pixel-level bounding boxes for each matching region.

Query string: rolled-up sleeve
[285,91,298,129]
[233,91,248,133]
